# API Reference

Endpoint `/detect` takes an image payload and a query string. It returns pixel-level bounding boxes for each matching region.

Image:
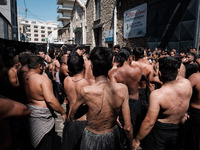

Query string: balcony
[58,23,63,29]
[57,5,73,13]
[57,0,75,5]
[57,14,71,21]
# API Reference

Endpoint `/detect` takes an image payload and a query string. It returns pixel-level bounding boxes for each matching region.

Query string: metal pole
[113,1,117,47]
[17,7,20,41]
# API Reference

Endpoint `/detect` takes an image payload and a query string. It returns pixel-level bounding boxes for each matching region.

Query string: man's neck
[29,69,40,74]
[95,75,108,83]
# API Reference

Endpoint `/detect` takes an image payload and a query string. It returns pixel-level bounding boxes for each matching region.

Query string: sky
[17,0,58,22]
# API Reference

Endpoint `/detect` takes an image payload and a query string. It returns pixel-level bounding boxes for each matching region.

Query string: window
[31,21,36,24]
[34,25,38,28]
[26,25,30,28]
[34,30,38,33]
[27,34,31,37]
[41,35,45,37]
[48,31,52,35]
[41,26,45,29]
[41,30,45,33]
[48,27,51,30]
[42,39,45,41]
[27,29,31,32]
[34,34,38,37]
[95,0,101,19]
[34,38,38,41]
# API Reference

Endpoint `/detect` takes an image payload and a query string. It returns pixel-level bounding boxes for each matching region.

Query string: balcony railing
[57,14,71,21]
[57,5,73,13]
[57,0,75,4]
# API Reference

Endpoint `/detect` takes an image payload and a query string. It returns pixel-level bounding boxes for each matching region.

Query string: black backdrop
[147,0,200,52]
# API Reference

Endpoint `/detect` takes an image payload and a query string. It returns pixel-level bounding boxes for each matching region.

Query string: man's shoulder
[111,82,128,91]
[108,67,120,77]
[189,72,200,79]
[178,76,191,85]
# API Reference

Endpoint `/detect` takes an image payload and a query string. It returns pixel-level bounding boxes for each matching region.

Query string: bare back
[152,77,192,124]
[59,64,69,85]
[64,76,94,120]
[24,72,51,107]
[109,63,142,99]
[82,82,128,134]
[189,73,200,109]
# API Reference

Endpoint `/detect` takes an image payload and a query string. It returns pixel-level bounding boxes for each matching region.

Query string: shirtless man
[0,95,30,150]
[75,46,95,80]
[59,54,69,86]
[48,52,62,102]
[70,47,133,149]
[59,54,69,104]
[8,55,20,88]
[133,56,192,150]
[132,47,162,126]
[108,47,142,137]
[17,52,33,103]
[183,72,200,149]
[24,55,66,150]
[62,52,94,150]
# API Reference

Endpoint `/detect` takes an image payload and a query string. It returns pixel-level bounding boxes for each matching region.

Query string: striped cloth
[26,104,55,148]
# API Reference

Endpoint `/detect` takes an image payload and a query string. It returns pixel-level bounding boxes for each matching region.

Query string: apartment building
[0,0,18,40]
[57,0,74,43]
[19,18,58,43]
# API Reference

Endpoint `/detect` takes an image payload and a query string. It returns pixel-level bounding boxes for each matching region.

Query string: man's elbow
[21,105,30,116]
[144,119,155,128]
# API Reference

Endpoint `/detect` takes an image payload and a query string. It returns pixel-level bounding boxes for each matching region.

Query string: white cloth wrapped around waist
[26,104,55,148]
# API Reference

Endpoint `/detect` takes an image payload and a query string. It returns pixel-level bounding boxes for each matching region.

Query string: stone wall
[116,0,148,49]
[86,0,115,49]
[85,0,148,49]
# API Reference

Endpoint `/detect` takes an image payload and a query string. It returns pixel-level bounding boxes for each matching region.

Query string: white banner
[124,3,147,38]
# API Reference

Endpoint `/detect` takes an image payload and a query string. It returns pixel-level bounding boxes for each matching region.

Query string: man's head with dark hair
[28,55,44,74]
[112,44,121,56]
[114,44,120,50]
[35,49,45,58]
[67,52,84,76]
[173,56,181,69]
[19,52,33,66]
[89,47,113,77]
[132,47,144,59]
[158,56,179,83]
[115,48,131,67]
[186,52,196,63]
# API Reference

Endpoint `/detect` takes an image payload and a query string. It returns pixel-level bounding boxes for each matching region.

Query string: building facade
[57,0,74,43]
[57,0,200,51]
[0,0,18,40]
[19,18,58,43]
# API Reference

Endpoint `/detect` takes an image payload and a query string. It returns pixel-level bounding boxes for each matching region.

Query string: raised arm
[42,77,66,123]
[133,90,160,149]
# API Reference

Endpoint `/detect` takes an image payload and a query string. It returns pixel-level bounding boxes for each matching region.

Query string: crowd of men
[0,44,200,150]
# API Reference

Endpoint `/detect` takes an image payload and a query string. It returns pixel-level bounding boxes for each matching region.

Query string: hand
[132,139,140,150]
[116,116,122,128]
[61,113,67,124]
[181,113,189,124]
